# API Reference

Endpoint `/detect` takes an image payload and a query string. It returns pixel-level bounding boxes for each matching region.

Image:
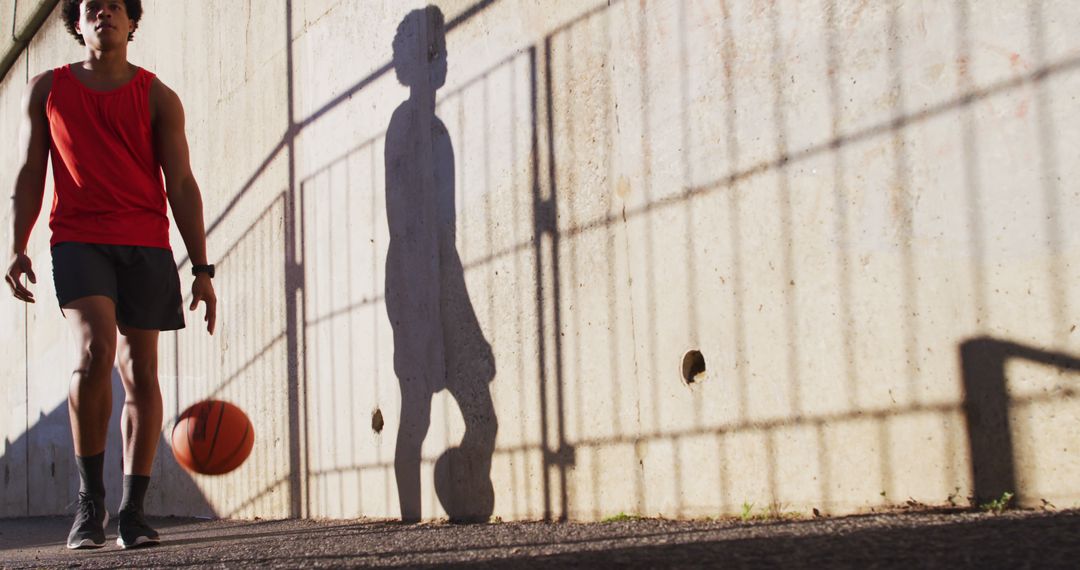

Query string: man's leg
[114,324,162,548]
[64,295,118,550]
[116,325,161,475]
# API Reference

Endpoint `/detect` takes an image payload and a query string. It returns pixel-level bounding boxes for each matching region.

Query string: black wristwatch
[192,264,215,279]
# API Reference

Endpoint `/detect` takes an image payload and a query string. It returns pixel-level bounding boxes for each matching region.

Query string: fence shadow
[165,0,1080,522]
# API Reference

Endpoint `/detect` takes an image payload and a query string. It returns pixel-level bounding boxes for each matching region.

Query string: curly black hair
[61,0,143,45]
[392,6,446,88]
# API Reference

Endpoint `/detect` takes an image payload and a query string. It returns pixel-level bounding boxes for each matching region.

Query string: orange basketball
[170,400,254,475]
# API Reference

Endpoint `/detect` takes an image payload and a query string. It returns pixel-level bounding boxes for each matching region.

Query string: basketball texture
[171,400,255,475]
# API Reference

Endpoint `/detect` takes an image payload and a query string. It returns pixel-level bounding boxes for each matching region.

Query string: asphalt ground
[1,508,1077,569]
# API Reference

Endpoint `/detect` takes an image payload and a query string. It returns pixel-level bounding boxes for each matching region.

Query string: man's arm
[152,78,216,334]
[5,71,53,303]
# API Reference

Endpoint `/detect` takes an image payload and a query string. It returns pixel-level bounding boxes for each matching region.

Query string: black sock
[119,475,151,514]
[76,452,106,499]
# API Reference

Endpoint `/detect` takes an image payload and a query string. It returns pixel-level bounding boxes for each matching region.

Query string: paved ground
[0,508,1076,568]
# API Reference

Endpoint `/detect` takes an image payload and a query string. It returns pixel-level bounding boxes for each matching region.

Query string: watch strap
[192,264,215,278]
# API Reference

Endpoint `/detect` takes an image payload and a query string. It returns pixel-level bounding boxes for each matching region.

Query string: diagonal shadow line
[186,0,504,266]
[292,1,500,132]
[687,54,1080,197]
[298,44,532,192]
[347,51,1080,294]
[540,53,1080,244]
[304,382,1072,494]
[200,136,287,237]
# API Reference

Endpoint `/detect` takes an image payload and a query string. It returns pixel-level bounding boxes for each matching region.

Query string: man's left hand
[189,274,217,334]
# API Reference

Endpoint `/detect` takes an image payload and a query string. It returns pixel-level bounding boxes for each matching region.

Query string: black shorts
[51,242,186,331]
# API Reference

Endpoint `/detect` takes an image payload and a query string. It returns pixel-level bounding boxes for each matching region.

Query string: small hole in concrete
[371,409,384,433]
[681,350,706,384]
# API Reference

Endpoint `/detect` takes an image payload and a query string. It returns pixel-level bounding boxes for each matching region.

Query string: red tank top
[46,64,169,249]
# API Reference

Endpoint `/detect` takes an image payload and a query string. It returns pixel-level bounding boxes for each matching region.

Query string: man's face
[76,0,135,49]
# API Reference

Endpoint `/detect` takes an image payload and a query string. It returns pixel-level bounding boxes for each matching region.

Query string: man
[4,0,216,549]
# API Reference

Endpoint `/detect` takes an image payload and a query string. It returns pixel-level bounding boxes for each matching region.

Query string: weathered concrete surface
[0,509,1078,568]
[0,2,60,82]
[2,0,1079,524]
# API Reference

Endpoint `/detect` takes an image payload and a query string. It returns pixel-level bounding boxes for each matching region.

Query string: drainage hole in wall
[372,408,385,433]
[681,350,706,384]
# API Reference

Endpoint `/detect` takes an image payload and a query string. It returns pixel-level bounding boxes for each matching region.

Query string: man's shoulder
[147,74,180,101]
[25,69,55,106]
[29,69,55,88]
[33,62,78,89]
[147,76,184,127]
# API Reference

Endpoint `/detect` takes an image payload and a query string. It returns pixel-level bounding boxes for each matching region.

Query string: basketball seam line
[211,421,252,474]
[205,401,226,472]
[187,405,203,473]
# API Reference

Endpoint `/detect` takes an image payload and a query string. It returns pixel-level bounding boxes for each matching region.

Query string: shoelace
[76,492,99,521]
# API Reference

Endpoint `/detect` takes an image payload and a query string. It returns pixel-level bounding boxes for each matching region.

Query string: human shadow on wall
[385,6,498,523]
[0,370,212,523]
[959,337,1080,504]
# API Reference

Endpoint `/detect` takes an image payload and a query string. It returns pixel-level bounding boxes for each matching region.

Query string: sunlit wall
[1,0,1078,521]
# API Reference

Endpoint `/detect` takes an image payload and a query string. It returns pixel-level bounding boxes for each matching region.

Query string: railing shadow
[960,337,1080,504]
[161,0,1080,523]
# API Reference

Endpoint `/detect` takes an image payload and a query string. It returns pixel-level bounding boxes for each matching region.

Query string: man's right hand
[5,253,36,303]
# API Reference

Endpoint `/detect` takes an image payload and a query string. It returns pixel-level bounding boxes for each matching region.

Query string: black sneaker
[67,492,109,549]
[116,508,160,549]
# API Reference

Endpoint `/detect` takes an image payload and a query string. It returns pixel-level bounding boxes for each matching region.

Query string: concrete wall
[1,0,1079,522]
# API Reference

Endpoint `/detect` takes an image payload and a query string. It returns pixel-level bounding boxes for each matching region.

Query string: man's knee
[118,348,159,391]
[69,337,114,409]
[122,371,161,403]
[117,328,160,380]
[76,335,117,376]
[118,352,158,381]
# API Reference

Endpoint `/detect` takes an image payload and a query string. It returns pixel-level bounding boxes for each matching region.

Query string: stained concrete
[1,0,1079,523]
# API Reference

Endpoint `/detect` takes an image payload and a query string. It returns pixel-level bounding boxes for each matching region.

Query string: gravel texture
[0,508,1076,568]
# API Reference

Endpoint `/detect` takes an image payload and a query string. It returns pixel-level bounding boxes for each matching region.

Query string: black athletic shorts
[51,242,186,331]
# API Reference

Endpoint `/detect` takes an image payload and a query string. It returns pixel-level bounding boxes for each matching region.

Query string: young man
[4,0,216,549]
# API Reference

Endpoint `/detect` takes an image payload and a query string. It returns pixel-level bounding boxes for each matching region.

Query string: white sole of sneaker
[116,535,161,549]
[66,511,110,549]
[67,539,107,549]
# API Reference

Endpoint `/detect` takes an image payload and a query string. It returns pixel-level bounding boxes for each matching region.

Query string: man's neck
[409,87,436,112]
[82,47,130,77]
